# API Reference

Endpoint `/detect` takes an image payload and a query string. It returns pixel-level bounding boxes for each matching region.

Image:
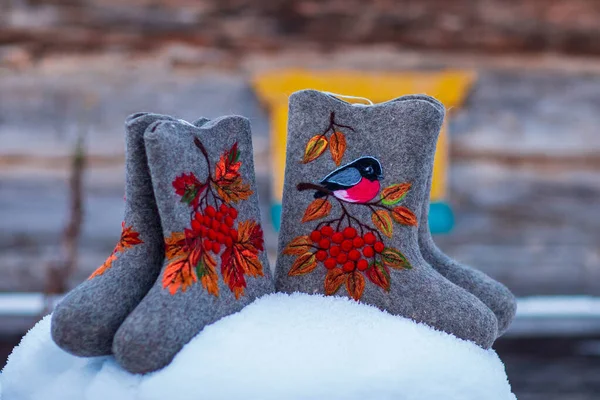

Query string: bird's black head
[350,156,383,182]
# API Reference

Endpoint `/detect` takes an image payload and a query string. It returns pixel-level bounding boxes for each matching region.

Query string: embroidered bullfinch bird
[306,156,384,203]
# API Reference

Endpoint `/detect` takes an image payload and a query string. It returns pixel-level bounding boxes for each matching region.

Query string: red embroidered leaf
[172,173,205,208]
[301,198,332,223]
[366,261,391,291]
[219,219,265,298]
[197,251,219,296]
[118,223,144,250]
[345,270,365,301]
[329,131,347,166]
[303,135,328,164]
[391,206,418,227]
[283,235,313,255]
[324,268,346,295]
[371,209,393,238]
[380,183,411,206]
[288,252,317,276]
[221,246,247,299]
[381,247,412,270]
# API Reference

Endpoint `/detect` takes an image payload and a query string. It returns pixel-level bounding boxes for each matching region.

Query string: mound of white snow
[1,293,515,400]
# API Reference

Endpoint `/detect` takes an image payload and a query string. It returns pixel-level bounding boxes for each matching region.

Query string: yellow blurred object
[252,69,475,232]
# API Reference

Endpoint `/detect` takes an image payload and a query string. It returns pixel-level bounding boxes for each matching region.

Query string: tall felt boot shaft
[276,90,498,349]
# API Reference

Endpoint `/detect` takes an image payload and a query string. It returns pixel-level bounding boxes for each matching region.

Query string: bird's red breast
[333,178,380,203]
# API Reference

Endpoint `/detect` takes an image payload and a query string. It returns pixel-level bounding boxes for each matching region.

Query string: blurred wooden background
[0,0,599,303]
[1,60,599,297]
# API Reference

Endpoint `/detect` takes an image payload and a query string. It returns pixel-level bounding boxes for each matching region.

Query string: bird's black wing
[320,167,362,191]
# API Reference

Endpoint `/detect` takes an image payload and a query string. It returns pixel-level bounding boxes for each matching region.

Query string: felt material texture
[419,170,517,336]
[51,113,173,357]
[276,90,498,349]
[113,116,274,374]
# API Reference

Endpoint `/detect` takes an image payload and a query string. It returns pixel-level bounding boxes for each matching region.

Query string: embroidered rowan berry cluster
[190,204,239,254]
[310,226,384,273]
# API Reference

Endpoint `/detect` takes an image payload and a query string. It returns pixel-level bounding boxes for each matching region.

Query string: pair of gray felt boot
[52,113,274,373]
[52,90,516,375]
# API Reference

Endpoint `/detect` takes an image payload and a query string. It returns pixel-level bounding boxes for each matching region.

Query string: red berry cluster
[191,204,238,253]
[310,226,384,273]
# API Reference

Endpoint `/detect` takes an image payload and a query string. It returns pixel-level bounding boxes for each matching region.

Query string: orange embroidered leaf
[345,270,365,301]
[89,222,143,279]
[197,251,219,296]
[162,258,197,295]
[165,231,187,260]
[380,183,411,206]
[283,235,313,255]
[288,252,317,276]
[381,247,412,270]
[236,220,265,253]
[329,131,346,166]
[301,198,332,223]
[366,261,391,291]
[89,254,117,279]
[213,178,253,203]
[324,268,346,295]
[371,209,393,238]
[391,206,418,227]
[303,135,328,164]
[215,143,241,182]
[213,143,253,203]
[235,249,263,277]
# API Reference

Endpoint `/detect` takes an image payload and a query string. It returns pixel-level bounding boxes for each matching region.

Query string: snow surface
[1,293,515,400]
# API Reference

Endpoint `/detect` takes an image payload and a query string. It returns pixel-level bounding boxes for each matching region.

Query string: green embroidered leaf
[380,183,411,205]
[195,258,206,278]
[371,209,393,238]
[366,261,390,291]
[324,268,346,295]
[228,142,240,163]
[381,247,411,270]
[181,187,199,205]
[288,252,317,276]
[303,135,328,164]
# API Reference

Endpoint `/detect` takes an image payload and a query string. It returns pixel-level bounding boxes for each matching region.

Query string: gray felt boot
[51,113,174,356]
[276,90,498,349]
[384,95,517,337]
[419,170,517,336]
[113,116,274,374]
